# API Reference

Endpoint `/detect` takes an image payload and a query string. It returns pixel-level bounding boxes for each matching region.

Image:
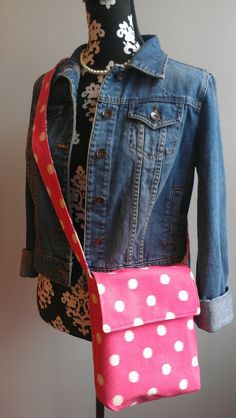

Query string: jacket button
[96,149,107,158]
[95,196,105,205]
[102,108,113,118]
[93,237,103,246]
[150,109,160,121]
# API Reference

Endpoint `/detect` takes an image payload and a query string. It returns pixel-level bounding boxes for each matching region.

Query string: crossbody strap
[32,65,93,281]
[32,65,191,282]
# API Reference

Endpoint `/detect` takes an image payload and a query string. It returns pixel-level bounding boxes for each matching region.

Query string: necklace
[79,48,131,75]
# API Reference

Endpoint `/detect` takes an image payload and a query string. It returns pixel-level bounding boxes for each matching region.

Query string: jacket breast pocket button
[102,108,113,118]
[150,109,160,121]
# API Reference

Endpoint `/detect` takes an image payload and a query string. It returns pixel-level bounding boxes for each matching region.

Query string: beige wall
[0,1,235,417]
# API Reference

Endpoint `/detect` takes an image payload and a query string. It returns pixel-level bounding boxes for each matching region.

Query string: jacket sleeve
[19,76,43,279]
[194,72,234,332]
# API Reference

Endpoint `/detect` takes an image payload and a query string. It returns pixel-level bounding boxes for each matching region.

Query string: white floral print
[81,82,101,122]
[72,130,81,145]
[99,0,116,9]
[116,15,140,55]
[81,61,115,121]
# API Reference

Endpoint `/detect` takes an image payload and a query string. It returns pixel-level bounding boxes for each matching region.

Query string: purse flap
[91,264,200,333]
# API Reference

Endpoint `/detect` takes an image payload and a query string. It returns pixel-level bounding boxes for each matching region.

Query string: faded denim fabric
[19,34,234,332]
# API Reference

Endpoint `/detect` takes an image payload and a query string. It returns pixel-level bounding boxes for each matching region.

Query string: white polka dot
[124,330,135,342]
[128,278,138,289]
[179,379,188,390]
[128,371,139,383]
[160,274,170,285]
[140,267,149,270]
[103,324,111,333]
[162,363,172,375]
[156,324,167,336]
[133,317,144,326]
[97,283,106,295]
[146,295,157,306]
[192,356,199,367]
[114,300,125,312]
[178,290,189,301]
[142,347,153,359]
[130,401,138,406]
[187,319,194,330]
[165,312,176,320]
[109,354,120,366]
[196,307,201,315]
[190,271,195,280]
[147,387,158,396]
[174,341,184,352]
[112,395,124,407]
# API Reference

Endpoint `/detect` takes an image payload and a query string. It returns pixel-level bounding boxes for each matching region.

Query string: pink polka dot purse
[32,66,201,413]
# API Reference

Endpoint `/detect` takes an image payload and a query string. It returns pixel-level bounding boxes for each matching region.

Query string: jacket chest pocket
[127,101,184,160]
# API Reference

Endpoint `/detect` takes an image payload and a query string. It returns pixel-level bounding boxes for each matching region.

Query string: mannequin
[36,0,144,342]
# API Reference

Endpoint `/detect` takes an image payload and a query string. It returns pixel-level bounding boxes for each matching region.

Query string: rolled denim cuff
[19,248,38,278]
[194,288,234,333]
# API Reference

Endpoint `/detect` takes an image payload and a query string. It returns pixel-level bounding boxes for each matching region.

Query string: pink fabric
[90,266,201,411]
[32,69,201,412]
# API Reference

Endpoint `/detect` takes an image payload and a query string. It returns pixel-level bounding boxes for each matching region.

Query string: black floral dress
[36,70,107,342]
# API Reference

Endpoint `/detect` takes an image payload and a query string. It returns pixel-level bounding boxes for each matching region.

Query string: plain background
[0,1,236,417]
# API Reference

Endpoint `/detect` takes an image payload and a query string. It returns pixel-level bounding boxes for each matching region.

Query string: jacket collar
[54,34,168,81]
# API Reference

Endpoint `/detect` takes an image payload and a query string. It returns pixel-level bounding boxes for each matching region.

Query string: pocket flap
[127,101,183,129]
[90,264,200,333]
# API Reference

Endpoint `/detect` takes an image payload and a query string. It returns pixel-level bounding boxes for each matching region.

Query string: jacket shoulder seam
[198,71,211,109]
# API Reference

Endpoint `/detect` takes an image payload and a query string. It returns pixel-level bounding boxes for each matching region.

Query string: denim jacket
[19,34,234,333]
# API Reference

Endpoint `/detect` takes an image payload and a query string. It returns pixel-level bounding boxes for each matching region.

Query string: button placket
[93,105,112,252]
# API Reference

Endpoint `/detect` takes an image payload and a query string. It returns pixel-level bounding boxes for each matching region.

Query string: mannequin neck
[82,0,144,70]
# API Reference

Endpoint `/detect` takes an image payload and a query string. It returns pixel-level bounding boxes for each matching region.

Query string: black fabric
[96,396,105,418]
[83,0,144,67]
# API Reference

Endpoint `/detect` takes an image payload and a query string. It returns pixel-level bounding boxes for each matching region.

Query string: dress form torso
[37,0,143,341]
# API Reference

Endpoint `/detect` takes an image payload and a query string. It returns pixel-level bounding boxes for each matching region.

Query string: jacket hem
[89,254,187,273]
[19,248,38,278]
[34,252,73,287]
